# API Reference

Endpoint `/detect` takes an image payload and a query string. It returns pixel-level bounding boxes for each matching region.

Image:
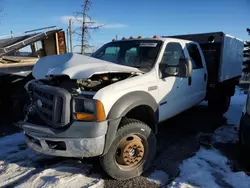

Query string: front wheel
[100,118,156,180]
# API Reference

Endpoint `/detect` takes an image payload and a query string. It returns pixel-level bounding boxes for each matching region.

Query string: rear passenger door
[186,43,207,105]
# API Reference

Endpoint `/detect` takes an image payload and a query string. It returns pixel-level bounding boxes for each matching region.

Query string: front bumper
[17,120,108,158]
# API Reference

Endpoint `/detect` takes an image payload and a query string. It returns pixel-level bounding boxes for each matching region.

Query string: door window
[187,44,203,69]
[161,42,185,66]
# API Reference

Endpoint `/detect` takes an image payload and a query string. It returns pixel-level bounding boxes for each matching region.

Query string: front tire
[100,118,156,180]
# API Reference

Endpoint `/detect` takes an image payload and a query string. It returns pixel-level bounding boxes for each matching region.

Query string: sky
[0,0,250,52]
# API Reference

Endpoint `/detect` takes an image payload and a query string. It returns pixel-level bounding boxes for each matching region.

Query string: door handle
[188,77,192,86]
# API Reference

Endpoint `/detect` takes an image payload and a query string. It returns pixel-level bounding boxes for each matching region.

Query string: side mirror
[178,58,193,78]
[159,58,193,78]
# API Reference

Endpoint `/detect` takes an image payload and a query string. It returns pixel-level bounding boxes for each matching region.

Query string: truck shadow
[153,102,225,178]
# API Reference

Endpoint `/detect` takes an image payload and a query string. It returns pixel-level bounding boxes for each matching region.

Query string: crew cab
[17,32,244,180]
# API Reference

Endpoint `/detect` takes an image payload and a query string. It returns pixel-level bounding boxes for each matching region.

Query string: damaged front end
[18,66,139,157]
[76,72,137,91]
[18,76,107,157]
[22,68,137,124]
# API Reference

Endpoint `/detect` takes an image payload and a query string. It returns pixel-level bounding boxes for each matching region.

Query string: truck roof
[165,32,243,44]
[111,37,194,44]
[113,32,243,44]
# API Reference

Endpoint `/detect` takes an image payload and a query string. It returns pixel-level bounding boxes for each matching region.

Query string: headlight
[246,93,250,115]
[83,100,95,113]
[73,97,106,122]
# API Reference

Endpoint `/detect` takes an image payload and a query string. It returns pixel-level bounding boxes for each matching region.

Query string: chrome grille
[32,83,71,128]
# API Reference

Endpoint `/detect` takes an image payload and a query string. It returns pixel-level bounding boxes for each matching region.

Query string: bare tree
[73,0,102,54]
[243,28,250,75]
[242,28,250,80]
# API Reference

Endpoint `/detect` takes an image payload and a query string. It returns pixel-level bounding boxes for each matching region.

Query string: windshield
[91,40,162,71]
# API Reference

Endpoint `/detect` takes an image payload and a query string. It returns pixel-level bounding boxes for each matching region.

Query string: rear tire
[100,118,156,180]
[208,95,231,114]
[239,120,250,152]
[221,95,231,113]
[239,121,250,161]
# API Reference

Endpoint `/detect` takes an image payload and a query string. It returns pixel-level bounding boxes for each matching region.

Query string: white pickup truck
[17,32,243,180]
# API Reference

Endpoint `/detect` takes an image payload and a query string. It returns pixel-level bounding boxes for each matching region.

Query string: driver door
[157,41,191,122]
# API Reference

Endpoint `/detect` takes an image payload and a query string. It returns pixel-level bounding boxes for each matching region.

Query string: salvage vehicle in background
[0,26,66,121]
[17,32,243,179]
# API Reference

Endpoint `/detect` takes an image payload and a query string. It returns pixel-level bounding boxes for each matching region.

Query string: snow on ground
[212,89,247,144]
[169,147,250,188]
[17,165,104,188]
[147,170,169,186]
[225,92,246,126]
[0,133,104,188]
[168,90,250,188]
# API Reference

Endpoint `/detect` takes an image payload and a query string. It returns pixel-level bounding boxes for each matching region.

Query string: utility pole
[69,19,73,53]
[81,0,89,55]
[66,27,69,53]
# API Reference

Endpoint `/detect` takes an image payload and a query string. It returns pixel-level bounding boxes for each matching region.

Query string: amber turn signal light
[96,100,106,122]
[75,113,94,121]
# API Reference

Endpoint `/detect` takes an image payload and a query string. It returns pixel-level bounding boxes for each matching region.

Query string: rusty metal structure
[0,26,66,76]
[0,26,67,122]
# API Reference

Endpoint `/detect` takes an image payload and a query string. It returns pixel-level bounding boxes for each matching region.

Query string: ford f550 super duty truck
[17,32,244,180]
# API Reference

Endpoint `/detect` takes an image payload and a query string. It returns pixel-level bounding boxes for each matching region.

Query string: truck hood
[32,53,143,79]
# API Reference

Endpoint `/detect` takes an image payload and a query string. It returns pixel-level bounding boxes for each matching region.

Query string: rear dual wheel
[100,118,156,180]
[208,95,231,114]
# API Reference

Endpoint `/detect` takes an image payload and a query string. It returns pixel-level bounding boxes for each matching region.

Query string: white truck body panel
[219,35,244,82]
[94,70,159,115]
[94,38,208,122]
